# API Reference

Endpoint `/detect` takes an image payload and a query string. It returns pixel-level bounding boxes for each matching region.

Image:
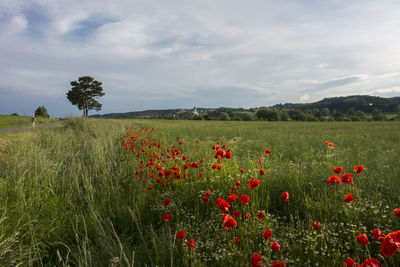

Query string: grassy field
[0,114,59,128]
[0,118,399,266]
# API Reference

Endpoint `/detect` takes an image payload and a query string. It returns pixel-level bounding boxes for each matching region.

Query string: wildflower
[333,167,343,174]
[239,168,244,173]
[258,158,262,163]
[259,169,265,175]
[164,182,169,187]
[257,211,265,220]
[272,260,286,267]
[394,209,400,217]
[341,173,354,185]
[232,210,241,218]
[249,178,261,190]
[227,194,238,203]
[344,194,354,203]
[345,257,360,267]
[262,230,272,241]
[328,176,340,185]
[363,134,367,137]
[311,220,321,230]
[316,131,320,134]
[161,213,171,222]
[372,228,385,243]
[354,165,365,174]
[271,241,281,253]
[223,214,237,230]
[186,238,196,248]
[234,237,239,244]
[245,212,251,219]
[357,234,369,246]
[265,149,271,155]
[176,230,185,239]
[380,230,400,257]
[281,192,289,202]
[239,195,250,205]
[361,258,380,267]
[205,189,211,196]
[215,198,230,212]
[202,196,209,203]
[328,142,334,148]
[148,186,153,190]
[235,180,241,186]
[163,198,170,206]
[250,253,263,267]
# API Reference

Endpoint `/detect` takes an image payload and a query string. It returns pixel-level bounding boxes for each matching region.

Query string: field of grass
[0,114,59,128]
[0,118,399,266]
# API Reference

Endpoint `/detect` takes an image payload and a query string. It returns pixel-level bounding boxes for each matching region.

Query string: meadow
[0,114,58,128]
[0,118,399,266]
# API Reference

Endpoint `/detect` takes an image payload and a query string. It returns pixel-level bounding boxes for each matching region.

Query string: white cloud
[1,0,400,117]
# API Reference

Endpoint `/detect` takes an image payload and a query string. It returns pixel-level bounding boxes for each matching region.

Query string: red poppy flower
[311,220,321,230]
[272,260,286,267]
[202,196,209,203]
[328,142,334,148]
[354,165,364,174]
[316,131,320,134]
[250,253,263,267]
[176,230,185,239]
[164,182,169,187]
[245,212,251,219]
[161,213,171,221]
[357,234,369,246]
[235,180,241,186]
[344,194,354,203]
[328,176,340,185]
[380,230,400,257]
[227,194,238,203]
[324,141,329,144]
[333,167,343,174]
[259,169,265,176]
[372,228,385,243]
[191,162,199,168]
[271,241,281,253]
[205,189,211,196]
[258,158,262,163]
[257,210,265,220]
[186,238,196,248]
[361,258,380,267]
[363,134,367,137]
[262,230,272,241]
[341,173,354,185]
[234,237,239,244]
[163,198,170,206]
[232,210,241,218]
[215,198,230,212]
[239,195,250,205]
[394,209,400,217]
[345,257,360,267]
[223,214,237,230]
[239,168,244,173]
[281,192,289,202]
[148,186,153,190]
[249,178,261,190]
[196,139,199,143]
[265,149,271,155]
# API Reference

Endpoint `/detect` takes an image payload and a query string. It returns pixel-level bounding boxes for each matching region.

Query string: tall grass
[0,118,399,266]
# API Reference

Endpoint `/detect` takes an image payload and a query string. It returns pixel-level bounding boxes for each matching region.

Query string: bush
[35,106,50,118]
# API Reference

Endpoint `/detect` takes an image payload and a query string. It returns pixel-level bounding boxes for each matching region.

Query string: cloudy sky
[1,0,400,117]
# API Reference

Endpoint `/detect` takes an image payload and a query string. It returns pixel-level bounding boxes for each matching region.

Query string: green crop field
[0,118,399,266]
[0,114,59,128]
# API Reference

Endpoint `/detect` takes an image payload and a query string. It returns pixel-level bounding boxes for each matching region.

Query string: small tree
[35,106,49,118]
[67,76,105,117]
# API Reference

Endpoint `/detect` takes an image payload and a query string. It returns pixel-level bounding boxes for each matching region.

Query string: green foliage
[1,119,400,266]
[34,105,50,118]
[67,76,105,117]
[219,112,230,121]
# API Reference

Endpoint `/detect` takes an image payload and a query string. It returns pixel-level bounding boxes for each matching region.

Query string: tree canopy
[67,76,105,117]
[35,106,49,118]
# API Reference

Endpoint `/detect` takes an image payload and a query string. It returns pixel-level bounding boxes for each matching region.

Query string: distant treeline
[90,95,400,121]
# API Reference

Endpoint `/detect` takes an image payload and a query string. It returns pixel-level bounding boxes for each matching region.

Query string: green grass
[0,118,399,266]
[0,114,59,128]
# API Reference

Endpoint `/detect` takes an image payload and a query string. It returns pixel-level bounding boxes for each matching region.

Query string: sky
[1,0,400,118]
